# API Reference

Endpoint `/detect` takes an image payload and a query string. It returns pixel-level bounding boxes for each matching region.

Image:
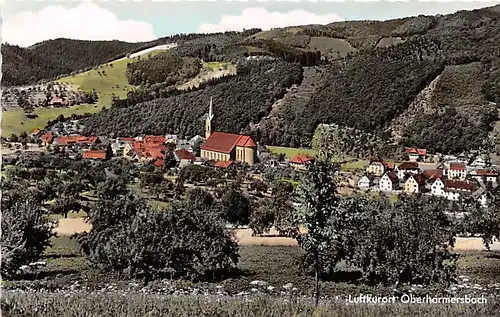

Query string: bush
[78,185,238,282]
[1,190,56,279]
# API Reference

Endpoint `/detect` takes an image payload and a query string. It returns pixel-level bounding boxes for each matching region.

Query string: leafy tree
[1,191,56,279]
[78,183,238,284]
[218,182,252,227]
[348,194,457,287]
[294,152,346,306]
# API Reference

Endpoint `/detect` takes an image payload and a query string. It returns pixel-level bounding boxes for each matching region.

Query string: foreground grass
[2,292,499,317]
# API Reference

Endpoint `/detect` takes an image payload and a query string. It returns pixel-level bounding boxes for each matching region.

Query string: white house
[357,175,373,189]
[396,162,420,180]
[379,172,398,191]
[471,156,487,167]
[446,162,467,180]
[471,169,498,185]
[443,179,476,201]
[431,178,446,197]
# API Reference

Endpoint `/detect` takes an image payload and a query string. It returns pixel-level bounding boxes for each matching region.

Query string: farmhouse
[379,172,398,191]
[174,149,196,168]
[55,135,100,147]
[446,162,467,180]
[200,98,256,166]
[396,162,420,180]
[289,154,315,170]
[404,147,427,162]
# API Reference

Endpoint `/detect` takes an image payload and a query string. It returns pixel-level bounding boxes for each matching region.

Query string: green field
[266,146,318,159]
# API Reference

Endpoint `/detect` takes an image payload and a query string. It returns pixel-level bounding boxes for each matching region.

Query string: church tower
[205,97,214,139]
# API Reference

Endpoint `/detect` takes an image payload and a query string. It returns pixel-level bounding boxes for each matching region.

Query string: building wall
[431,181,445,196]
[405,178,419,193]
[201,149,231,162]
[367,163,384,176]
[447,169,467,180]
[379,175,394,191]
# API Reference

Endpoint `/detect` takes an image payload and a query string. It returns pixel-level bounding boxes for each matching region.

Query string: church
[200,98,257,166]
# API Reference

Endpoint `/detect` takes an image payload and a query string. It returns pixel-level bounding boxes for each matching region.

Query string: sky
[1,0,499,47]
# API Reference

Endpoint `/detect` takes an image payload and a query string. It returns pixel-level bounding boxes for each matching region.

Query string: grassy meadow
[2,235,500,317]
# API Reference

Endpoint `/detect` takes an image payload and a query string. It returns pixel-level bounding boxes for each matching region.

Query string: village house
[379,171,399,191]
[289,154,315,170]
[446,162,467,180]
[404,174,427,194]
[366,157,393,177]
[55,135,100,147]
[174,149,196,168]
[200,98,257,166]
[470,169,499,185]
[470,155,488,168]
[431,178,446,197]
[82,149,109,161]
[443,179,476,201]
[41,132,53,146]
[405,147,427,162]
[357,175,373,189]
[214,160,234,169]
[49,96,68,107]
[396,162,420,180]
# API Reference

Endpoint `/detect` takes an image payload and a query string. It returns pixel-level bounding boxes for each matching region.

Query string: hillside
[4,6,500,154]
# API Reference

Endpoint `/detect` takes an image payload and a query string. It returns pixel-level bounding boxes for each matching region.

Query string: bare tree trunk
[314,252,320,307]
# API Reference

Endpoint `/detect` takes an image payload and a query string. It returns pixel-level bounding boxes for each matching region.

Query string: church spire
[205,97,214,139]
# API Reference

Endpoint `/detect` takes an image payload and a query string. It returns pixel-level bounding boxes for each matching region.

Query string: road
[55,218,500,250]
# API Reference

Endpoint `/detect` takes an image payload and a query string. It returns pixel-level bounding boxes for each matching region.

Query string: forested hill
[1,39,146,86]
[0,30,262,87]
[81,4,500,155]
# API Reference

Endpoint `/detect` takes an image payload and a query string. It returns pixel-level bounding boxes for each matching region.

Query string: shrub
[1,190,56,279]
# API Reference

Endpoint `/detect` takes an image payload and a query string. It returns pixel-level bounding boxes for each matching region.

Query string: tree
[219,182,252,227]
[1,191,56,279]
[294,152,346,306]
[78,184,238,284]
[348,194,457,287]
[462,189,500,249]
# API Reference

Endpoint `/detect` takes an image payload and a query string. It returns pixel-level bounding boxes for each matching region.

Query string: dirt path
[54,218,500,250]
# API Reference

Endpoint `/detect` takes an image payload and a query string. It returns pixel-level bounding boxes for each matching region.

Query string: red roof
[49,96,67,105]
[175,149,196,161]
[409,174,427,186]
[214,160,234,168]
[153,159,164,167]
[41,132,53,143]
[404,147,427,156]
[236,135,256,147]
[475,170,498,176]
[290,154,315,164]
[144,135,166,144]
[423,169,443,180]
[385,171,399,183]
[56,135,99,145]
[449,163,465,170]
[201,132,256,154]
[118,137,136,142]
[32,129,41,135]
[144,146,165,159]
[398,162,419,170]
[83,150,107,160]
[445,180,475,191]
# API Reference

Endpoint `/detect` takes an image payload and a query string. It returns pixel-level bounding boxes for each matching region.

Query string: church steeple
[205,97,214,139]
